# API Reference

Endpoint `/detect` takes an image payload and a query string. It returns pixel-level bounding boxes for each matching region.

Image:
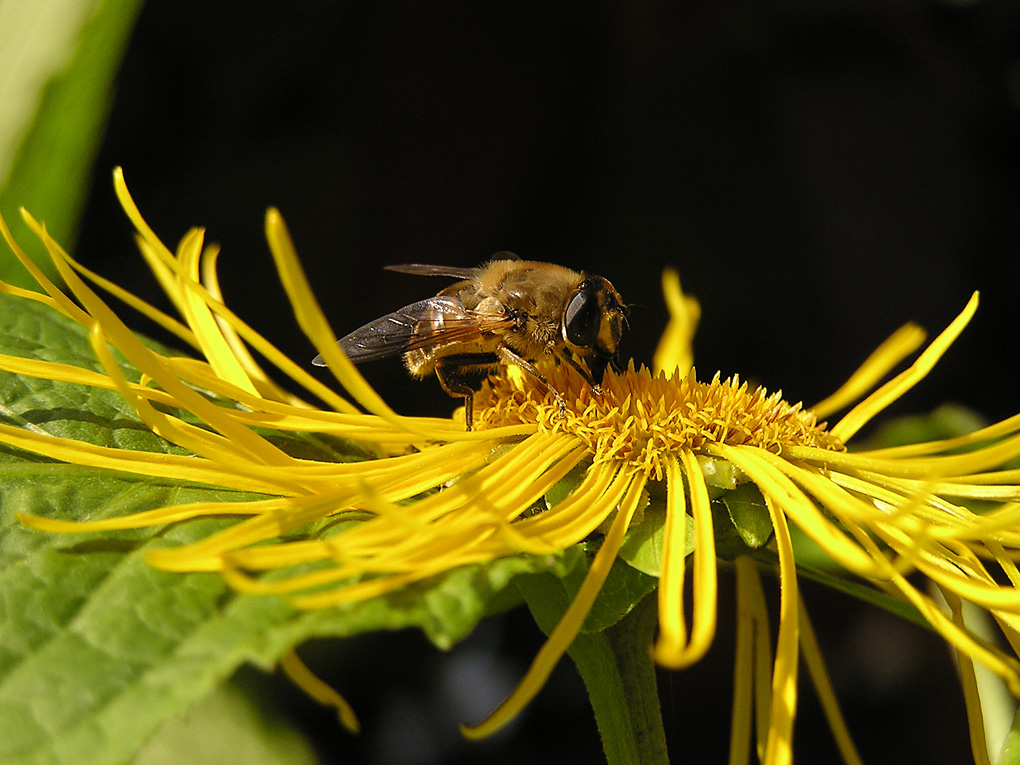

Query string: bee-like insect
[313,254,628,429]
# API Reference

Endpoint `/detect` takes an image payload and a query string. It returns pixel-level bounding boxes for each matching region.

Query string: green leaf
[0,479,261,765]
[720,481,773,549]
[132,678,319,765]
[863,403,988,449]
[616,496,695,578]
[0,474,570,765]
[518,548,656,636]
[0,290,567,763]
[0,0,144,287]
[0,293,193,454]
[0,458,567,764]
[581,557,658,633]
[998,704,1020,765]
[544,459,589,510]
[696,454,741,493]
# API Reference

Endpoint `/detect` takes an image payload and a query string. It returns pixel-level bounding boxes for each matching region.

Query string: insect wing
[312,297,478,366]
[384,264,480,279]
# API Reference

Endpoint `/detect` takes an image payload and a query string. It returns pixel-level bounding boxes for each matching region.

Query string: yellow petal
[831,292,979,442]
[653,268,700,377]
[810,322,926,420]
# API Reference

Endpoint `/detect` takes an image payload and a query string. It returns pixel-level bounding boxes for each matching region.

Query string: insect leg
[434,354,499,431]
[495,347,568,420]
[556,350,601,393]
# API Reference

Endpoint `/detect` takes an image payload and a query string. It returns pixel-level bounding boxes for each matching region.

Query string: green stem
[518,575,669,764]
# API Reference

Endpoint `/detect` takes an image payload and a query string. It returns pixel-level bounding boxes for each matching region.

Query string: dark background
[72,1,1020,762]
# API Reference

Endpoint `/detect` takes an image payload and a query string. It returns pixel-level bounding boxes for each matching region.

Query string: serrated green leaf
[0,455,569,765]
[0,290,568,764]
[1,481,254,764]
[0,0,145,287]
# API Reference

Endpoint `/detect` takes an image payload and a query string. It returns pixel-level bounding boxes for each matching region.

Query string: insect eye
[563,288,601,347]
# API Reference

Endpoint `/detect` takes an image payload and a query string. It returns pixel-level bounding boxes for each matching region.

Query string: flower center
[474,361,844,479]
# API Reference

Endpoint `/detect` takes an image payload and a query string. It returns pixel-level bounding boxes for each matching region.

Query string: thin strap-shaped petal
[810,322,926,419]
[499,461,628,553]
[709,444,881,578]
[134,233,190,321]
[843,514,1020,697]
[145,491,361,573]
[60,244,198,347]
[24,216,305,467]
[897,544,1020,614]
[111,171,363,415]
[941,589,994,765]
[198,243,297,402]
[0,353,171,407]
[1,210,91,325]
[850,411,1020,460]
[262,208,403,422]
[653,268,700,377]
[112,168,178,268]
[89,326,297,475]
[784,437,1020,482]
[730,557,774,765]
[0,422,285,493]
[830,293,978,442]
[842,470,1020,505]
[653,455,690,664]
[19,496,293,533]
[679,448,719,664]
[279,650,360,734]
[143,441,497,569]
[654,450,719,668]
[173,228,259,394]
[506,461,625,542]
[761,491,799,765]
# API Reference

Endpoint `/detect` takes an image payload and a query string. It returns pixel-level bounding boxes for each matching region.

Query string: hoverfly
[314,254,627,429]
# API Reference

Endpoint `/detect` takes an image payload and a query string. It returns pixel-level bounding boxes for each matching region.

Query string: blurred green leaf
[126,676,319,765]
[998,704,1020,765]
[863,403,989,450]
[0,0,144,287]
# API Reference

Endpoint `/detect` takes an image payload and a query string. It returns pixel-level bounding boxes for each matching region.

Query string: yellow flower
[3,169,1020,763]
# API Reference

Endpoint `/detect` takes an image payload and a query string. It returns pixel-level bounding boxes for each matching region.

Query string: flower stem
[519,576,669,764]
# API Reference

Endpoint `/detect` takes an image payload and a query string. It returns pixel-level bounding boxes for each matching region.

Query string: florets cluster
[475,361,844,480]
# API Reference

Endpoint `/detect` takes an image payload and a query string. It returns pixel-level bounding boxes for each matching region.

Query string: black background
[70,2,1020,762]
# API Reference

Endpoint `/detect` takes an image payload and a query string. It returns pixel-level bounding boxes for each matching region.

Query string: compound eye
[563,288,600,347]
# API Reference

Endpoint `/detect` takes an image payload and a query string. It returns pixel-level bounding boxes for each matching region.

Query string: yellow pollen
[475,361,844,480]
